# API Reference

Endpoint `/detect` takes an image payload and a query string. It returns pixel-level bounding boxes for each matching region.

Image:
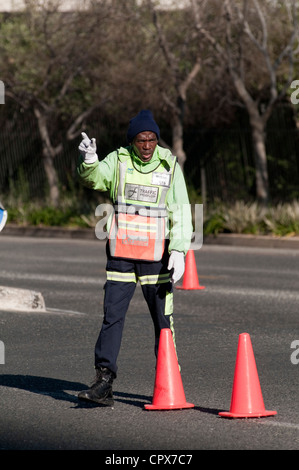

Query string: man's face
[133,131,158,162]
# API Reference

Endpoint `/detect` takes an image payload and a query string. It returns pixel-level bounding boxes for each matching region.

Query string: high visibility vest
[109,152,177,261]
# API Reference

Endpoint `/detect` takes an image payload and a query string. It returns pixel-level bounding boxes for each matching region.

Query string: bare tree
[2,0,113,206]
[147,0,202,169]
[32,104,99,206]
[191,0,298,204]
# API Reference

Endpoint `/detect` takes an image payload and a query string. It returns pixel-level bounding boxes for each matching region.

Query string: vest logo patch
[125,184,158,203]
[122,234,149,247]
[152,172,171,187]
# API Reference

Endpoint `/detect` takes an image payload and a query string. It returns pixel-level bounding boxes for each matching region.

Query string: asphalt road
[0,234,298,455]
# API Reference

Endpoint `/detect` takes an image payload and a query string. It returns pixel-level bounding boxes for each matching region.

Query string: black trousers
[94,242,175,376]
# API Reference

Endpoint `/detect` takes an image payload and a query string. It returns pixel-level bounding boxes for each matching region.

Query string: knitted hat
[127,109,160,143]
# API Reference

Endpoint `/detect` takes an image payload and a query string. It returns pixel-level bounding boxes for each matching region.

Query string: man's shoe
[78,367,115,406]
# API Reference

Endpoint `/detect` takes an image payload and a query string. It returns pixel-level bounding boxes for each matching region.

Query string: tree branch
[147,0,180,90]
[66,103,104,141]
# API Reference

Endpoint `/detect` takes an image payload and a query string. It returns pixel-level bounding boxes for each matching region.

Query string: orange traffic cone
[176,250,205,290]
[219,333,277,418]
[144,329,194,410]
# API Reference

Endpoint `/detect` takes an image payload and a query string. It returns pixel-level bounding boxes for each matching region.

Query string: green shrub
[3,195,299,237]
[203,200,299,236]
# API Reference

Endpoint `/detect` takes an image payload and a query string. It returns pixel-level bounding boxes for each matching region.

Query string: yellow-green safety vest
[109,152,177,261]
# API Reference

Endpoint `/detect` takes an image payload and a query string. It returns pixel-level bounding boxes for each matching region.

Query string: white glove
[78,132,98,164]
[167,251,185,284]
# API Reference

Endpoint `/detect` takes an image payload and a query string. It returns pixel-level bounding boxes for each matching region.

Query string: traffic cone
[219,333,277,418]
[176,250,205,290]
[144,329,194,410]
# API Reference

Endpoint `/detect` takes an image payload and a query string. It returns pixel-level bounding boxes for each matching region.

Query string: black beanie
[127,110,160,143]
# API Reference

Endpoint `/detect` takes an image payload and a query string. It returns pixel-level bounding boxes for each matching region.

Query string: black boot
[78,367,115,406]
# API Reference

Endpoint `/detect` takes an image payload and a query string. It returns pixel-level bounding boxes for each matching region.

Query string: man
[77,110,192,406]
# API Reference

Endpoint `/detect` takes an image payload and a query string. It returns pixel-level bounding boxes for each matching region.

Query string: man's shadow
[0,374,152,409]
[0,374,224,413]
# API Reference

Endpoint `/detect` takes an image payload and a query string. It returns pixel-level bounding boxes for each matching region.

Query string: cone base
[145,402,194,411]
[219,410,277,418]
[176,285,205,290]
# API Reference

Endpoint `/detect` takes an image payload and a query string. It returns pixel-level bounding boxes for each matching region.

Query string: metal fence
[1,112,299,206]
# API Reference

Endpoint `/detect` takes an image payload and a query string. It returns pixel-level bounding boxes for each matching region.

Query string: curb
[0,285,46,312]
[203,233,299,249]
[2,224,299,249]
[2,224,96,240]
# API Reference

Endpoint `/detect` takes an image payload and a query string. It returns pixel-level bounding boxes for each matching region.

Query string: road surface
[0,235,298,454]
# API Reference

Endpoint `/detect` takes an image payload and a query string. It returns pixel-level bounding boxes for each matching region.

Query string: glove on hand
[167,251,185,284]
[78,132,98,164]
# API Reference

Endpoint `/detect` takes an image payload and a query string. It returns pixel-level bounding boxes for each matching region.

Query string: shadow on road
[0,374,153,409]
[195,406,224,415]
[114,391,152,408]
[0,374,85,404]
[0,375,224,413]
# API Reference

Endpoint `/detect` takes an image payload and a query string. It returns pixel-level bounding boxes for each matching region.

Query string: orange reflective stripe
[109,212,165,261]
